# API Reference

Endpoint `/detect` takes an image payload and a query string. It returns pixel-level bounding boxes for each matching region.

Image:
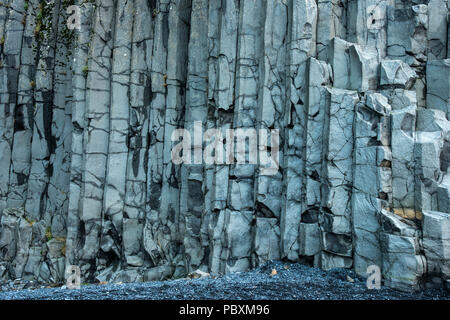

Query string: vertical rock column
[347,0,394,59]
[253,0,287,266]
[78,0,115,280]
[379,209,426,291]
[25,0,54,223]
[0,0,12,216]
[427,59,450,120]
[414,109,449,213]
[352,93,392,275]
[145,0,170,271]
[44,2,73,239]
[379,59,419,219]
[66,0,94,272]
[387,4,428,107]
[280,0,317,262]
[391,96,419,219]
[208,0,239,275]
[200,0,220,274]
[101,0,133,269]
[223,0,263,274]
[122,0,149,274]
[427,0,448,61]
[448,10,450,59]
[20,0,42,223]
[319,88,359,269]
[423,210,450,289]
[123,0,153,273]
[316,0,347,61]
[415,101,450,290]
[159,0,191,277]
[4,0,29,209]
[302,58,332,266]
[181,0,208,273]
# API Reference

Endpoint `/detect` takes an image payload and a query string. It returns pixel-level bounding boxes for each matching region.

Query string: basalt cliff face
[0,0,449,292]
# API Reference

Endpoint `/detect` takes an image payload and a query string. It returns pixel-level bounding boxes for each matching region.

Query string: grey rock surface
[0,0,449,294]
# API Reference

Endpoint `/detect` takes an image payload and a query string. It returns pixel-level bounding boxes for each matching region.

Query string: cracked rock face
[0,0,449,293]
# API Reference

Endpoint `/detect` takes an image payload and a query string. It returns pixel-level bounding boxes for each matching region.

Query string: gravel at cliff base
[0,262,448,300]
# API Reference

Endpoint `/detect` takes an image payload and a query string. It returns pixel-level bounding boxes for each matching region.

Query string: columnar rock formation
[0,0,449,292]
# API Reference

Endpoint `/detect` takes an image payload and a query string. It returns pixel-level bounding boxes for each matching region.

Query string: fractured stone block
[391,105,417,213]
[427,0,448,60]
[321,232,353,257]
[316,251,353,271]
[317,0,347,60]
[380,232,426,291]
[423,210,450,282]
[224,210,253,274]
[387,5,428,63]
[254,218,280,265]
[380,60,417,89]
[328,37,352,89]
[427,59,450,119]
[347,0,392,59]
[349,44,380,91]
[298,222,321,257]
[322,88,359,235]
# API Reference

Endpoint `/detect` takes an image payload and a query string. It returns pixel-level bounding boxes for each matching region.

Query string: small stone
[187,270,210,279]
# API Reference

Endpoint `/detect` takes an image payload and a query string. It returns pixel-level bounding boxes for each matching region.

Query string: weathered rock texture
[0,0,449,292]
